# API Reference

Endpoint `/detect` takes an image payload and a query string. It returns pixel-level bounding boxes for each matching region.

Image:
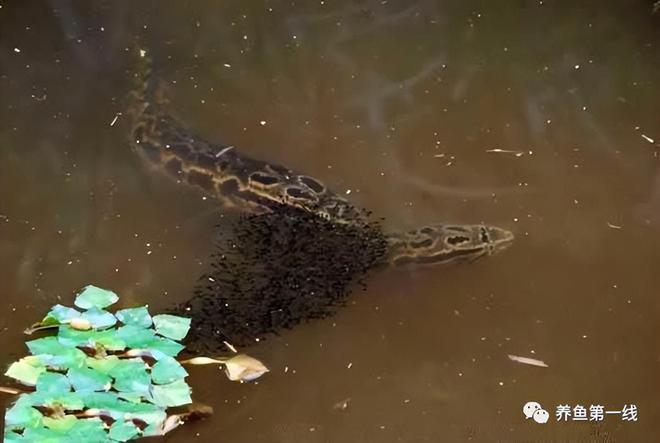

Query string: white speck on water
[347,362,353,369]
[607,222,622,229]
[109,113,120,127]
[641,134,654,143]
[139,49,146,58]
[574,64,580,69]
[13,47,20,53]
[345,189,351,195]
[223,63,231,68]
[259,120,266,126]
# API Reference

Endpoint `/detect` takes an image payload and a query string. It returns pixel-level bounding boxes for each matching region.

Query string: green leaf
[27,391,85,410]
[83,392,125,418]
[4,430,25,442]
[151,356,188,385]
[20,426,65,443]
[5,359,46,386]
[150,379,192,407]
[86,355,120,375]
[56,326,95,348]
[30,337,87,370]
[26,336,65,355]
[65,417,109,441]
[109,420,140,441]
[115,306,152,328]
[36,372,71,395]
[142,336,185,359]
[122,402,166,426]
[80,307,117,329]
[152,314,191,340]
[57,327,126,351]
[4,395,42,430]
[42,414,78,431]
[74,285,119,310]
[67,366,112,392]
[115,324,155,348]
[26,392,82,410]
[109,359,150,394]
[42,304,81,324]
[116,391,144,403]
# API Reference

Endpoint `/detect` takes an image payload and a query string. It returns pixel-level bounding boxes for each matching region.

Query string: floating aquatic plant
[3,285,268,442]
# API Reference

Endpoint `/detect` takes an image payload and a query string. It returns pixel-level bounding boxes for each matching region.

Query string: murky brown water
[2,1,660,442]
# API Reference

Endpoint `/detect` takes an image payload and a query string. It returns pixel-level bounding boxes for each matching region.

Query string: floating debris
[486,148,524,157]
[214,146,234,158]
[641,134,655,144]
[507,354,549,368]
[110,113,121,127]
[606,222,622,229]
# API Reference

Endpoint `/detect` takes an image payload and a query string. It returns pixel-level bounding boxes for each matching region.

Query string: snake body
[128,52,513,267]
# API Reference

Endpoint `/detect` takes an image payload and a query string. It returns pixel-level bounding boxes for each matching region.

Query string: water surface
[1,1,659,441]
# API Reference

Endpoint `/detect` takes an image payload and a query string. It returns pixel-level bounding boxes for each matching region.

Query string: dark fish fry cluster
[171,204,388,352]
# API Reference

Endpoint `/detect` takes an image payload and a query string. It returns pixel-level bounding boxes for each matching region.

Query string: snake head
[387,224,514,266]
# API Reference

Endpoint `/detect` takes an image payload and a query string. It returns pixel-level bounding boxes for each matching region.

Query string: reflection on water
[1,1,659,441]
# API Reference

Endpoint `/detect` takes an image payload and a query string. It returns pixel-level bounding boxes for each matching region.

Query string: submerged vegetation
[3,285,268,442]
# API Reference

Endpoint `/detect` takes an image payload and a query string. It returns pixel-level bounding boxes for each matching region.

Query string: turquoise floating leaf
[42,305,80,324]
[116,391,144,404]
[35,372,71,395]
[27,391,85,411]
[29,337,87,370]
[80,307,117,329]
[74,285,119,310]
[83,392,122,409]
[20,426,67,443]
[61,417,108,441]
[121,401,167,426]
[150,379,192,408]
[67,366,112,392]
[109,420,140,442]
[151,357,188,385]
[56,326,94,348]
[57,327,126,351]
[4,430,25,442]
[116,324,156,348]
[4,396,42,430]
[86,355,120,375]
[109,359,150,395]
[152,314,191,341]
[142,336,184,359]
[26,337,65,355]
[115,306,152,328]
[4,286,201,442]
